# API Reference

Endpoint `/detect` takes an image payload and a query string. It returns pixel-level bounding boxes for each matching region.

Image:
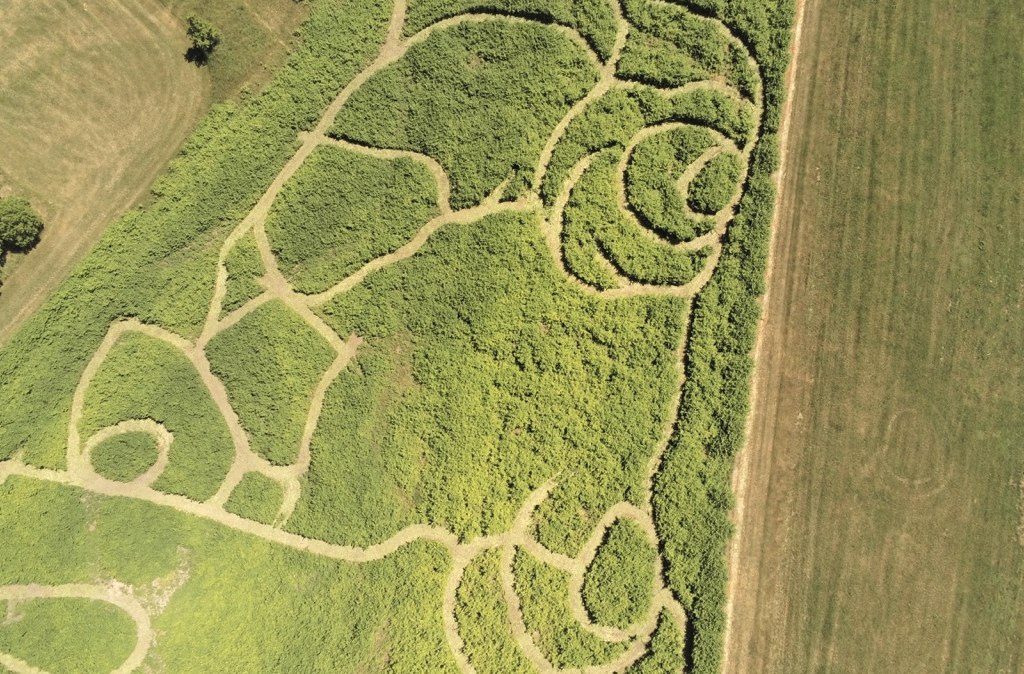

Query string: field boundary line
[721,0,809,669]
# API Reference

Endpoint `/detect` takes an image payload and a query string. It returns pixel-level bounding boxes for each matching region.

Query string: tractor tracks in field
[0,0,772,671]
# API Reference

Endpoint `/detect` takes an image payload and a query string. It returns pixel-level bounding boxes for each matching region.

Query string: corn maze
[0,0,793,671]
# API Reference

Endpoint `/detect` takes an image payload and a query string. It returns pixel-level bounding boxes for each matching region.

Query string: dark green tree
[185,15,221,64]
[0,197,43,252]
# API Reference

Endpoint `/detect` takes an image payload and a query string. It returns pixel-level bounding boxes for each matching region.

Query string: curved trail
[0,0,772,670]
[82,419,172,489]
[0,583,152,674]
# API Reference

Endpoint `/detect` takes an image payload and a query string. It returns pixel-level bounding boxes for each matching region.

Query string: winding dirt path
[0,583,152,674]
[0,0,773,670]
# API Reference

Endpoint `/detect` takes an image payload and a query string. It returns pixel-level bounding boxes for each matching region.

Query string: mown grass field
[0,0,794,670]
[0,0,309,343]
[728,0,1024,671]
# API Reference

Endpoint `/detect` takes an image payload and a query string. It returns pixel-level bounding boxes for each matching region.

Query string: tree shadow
[184,47,210,66]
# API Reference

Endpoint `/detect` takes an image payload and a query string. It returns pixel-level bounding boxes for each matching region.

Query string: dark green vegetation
[404,0,619,59]
[0,477,460,671]
[541,85,755,207]
[0,197,43,253]
[0,0,393,466]
[80,332,234,501]
[288,212,683,547]
[564,150,710,287]
[90,432,160,483]
[582,519,656,629]
[207,300,334,466]
[625,611,685,673]
[454,550,534,674]
[0,0,795,670]
[625,126,719,241]
[617,0,758,98]
[185,15,222,64]
[728,0,1024,671]
[687,151,742,214]
[221,232,265,315]
[513,548,626,667]
[225,472,284,525]
[0,596,136,673]
[332,19,599,207]
[266,145,439,293]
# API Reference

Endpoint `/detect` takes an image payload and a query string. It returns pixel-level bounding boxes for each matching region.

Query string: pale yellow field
[0,0,207,341]
[729,0,1024,671]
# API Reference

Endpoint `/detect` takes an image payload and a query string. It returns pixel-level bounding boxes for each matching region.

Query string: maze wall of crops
[0,0,794,670]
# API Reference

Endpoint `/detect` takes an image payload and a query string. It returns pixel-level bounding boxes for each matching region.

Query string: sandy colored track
[720,0,807,669]
[0,583,152,674]
[1,0,771,670]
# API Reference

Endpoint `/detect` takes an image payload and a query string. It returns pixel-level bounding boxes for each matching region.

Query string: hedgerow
[0,0,392,467]
[332,20,599,208]
[0,477,460,672]
[649,0,796,669]
[512,548,626,668]
[688,151,744,214]
[266,144,439,293]
[290,212,682,549]
[79,332,234,502]
[206,300,334,466]
[221,231,265,315]
[541,85,754,206]
[624,125,719,241]
[563,150,710,286]
[624,611,685,674]
[224,472,283,525]
[0,596,136,673]
[581,519,656,629]
[454,550,534,673]
[404,0,619,60]
[90,432,159,483]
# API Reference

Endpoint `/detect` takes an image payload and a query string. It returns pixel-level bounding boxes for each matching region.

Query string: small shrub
[185,15,222,64]
[0,197,43,252]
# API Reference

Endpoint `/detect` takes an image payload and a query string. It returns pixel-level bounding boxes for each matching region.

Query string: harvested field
[727,0,1024,671]
[0,0,206,342]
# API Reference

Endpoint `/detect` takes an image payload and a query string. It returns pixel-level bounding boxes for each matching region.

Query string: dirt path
[721,0,808,670]
[0,583,152,674]
[0,1,773,670]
